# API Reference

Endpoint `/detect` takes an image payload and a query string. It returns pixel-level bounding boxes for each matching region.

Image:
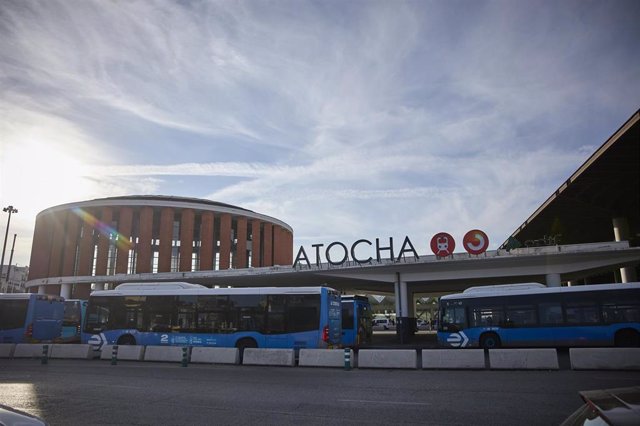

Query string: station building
[27,196,293,299]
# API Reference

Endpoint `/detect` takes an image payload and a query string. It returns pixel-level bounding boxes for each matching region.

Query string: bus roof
[115,282,207,291]
[440,282,640,300]
[90,285,334,297]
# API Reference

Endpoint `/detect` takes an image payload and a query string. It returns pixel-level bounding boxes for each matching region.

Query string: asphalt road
[1,359,639,425]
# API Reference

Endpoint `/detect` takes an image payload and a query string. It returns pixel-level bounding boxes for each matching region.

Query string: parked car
[560,386,640,426]
[372,318,394,330]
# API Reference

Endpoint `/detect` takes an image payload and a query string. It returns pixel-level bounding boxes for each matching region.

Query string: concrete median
[50,344,96,360]
[570,348,640,370]
[0,344,16,358]
[422,349,485,369]
[144,345,189,363]
[298,349,353,368]
[489,349,559,370]
[242,348,295,367]
[358,349,417,369]
[190,347,239,365]
[100,345,145,361]
[13,344,52,358]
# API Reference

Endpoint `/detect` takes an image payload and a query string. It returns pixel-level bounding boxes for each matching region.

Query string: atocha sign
[293,229,489,268]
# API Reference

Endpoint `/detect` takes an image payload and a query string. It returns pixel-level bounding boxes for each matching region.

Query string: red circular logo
[430,232,455,257]
[463,229,489,255]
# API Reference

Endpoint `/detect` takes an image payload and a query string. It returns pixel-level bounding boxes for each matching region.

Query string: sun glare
[2,138,95,217]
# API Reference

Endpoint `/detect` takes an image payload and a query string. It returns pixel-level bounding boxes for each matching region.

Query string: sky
[1,0,639,269]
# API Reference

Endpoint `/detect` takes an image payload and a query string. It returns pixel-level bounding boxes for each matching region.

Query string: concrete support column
[179,209,195,272]
[394,273,411,343]
[251,220,261,267]
[199,212,214,271]
[158,207,174,273]
[219,213,231,270]
[60,283,71,299]
[136,207,153,273]
[613,217,638,283]
[234,217,248,269]
[546,273,561,287]
[116,207,133,274]
[38,286,45,294]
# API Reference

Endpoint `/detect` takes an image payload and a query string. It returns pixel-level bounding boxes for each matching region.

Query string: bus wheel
[614,329,640,347]
[117,334,136,345]
[236,338,257,361]
[480,333,501,349]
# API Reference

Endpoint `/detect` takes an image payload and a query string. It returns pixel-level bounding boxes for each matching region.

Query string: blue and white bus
[341,295,373,347]
[438,282,640,349]
[82,283,342,351]
[0,293,64,343]
[58,299,87,343]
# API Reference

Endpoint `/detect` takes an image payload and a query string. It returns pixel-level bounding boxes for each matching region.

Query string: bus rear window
[0,299,29,330]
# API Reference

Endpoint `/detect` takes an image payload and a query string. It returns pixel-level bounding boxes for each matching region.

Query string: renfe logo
[446,331,469,348]
[293,230,489,268]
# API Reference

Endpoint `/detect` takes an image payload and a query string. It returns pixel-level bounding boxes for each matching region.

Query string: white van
[372,318,394,330]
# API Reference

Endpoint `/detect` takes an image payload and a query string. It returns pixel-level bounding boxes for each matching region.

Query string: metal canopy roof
[501,109,639,249]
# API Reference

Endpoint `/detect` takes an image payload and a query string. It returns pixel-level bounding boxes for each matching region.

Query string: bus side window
[539,303,563,325]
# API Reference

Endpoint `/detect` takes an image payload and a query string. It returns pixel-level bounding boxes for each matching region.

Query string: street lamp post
[6,234,17,292]
[1,205,18,281]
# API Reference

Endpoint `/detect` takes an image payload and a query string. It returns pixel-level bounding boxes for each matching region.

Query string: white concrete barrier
[50,344,96,360]
[13,344,53,358]
[144,346,189,363]
[242,348,295,367]
[190,347,239,365]
[358,349,417,369]
[489,349,558,370]
[570,348,640,370]
[0,344,16,358]
[422,349,485,369]
[298,349,353,368]
[100,345,146,361]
